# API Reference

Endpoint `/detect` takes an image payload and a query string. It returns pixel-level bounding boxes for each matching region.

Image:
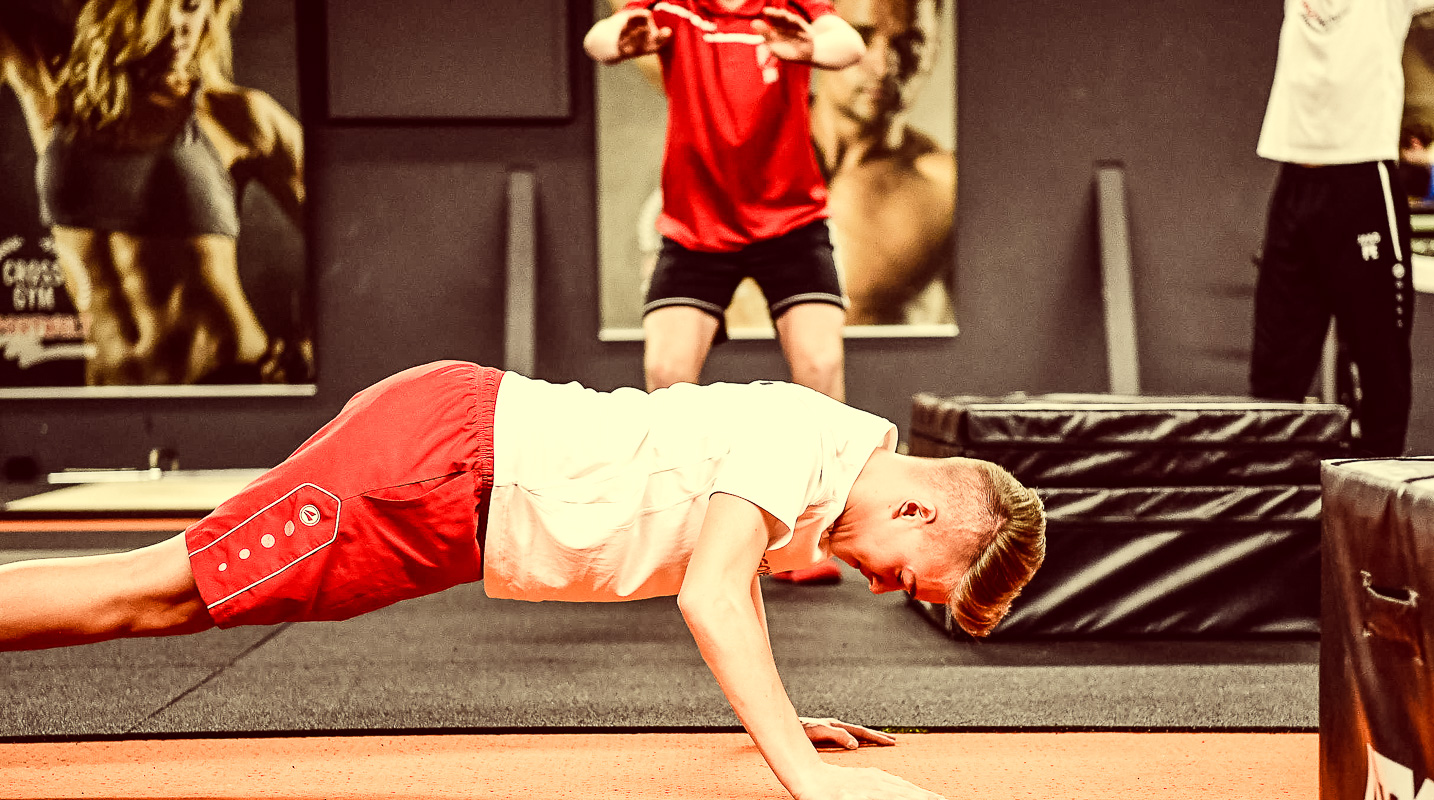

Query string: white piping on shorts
[642,296,728,318]
[769,292,849,316]
[189,482,343,610]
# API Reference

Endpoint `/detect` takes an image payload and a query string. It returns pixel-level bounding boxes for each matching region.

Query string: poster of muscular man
[1402,11,1434,203]
[596,0,957,339]
[1403,10,1434,291]
[0,0,312,397]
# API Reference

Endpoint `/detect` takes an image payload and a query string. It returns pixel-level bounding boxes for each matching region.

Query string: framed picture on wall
[594,0,959,341]
[0,0,314,398]
[1404,9,1434,293]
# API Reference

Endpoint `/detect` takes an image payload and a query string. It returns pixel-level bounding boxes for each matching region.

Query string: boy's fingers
[856,728,898,746]
[622,10,649,31]
[836,720,898,746]
[619,16,668,56]
[761,7,805,30]
[825,725,854,751]
[817,728,849,747]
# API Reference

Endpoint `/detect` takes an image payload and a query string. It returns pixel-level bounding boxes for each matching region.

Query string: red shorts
[185,361,502,628]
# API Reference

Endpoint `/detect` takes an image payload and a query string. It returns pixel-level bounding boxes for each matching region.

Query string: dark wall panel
[311,132,510,393]
[326,0,569,120]
[949,0,1281,402]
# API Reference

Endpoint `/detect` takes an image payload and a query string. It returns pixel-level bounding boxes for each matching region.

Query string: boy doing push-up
[0,361,1046,800]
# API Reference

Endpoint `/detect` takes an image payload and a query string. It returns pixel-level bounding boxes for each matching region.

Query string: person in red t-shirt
[586,0,864,584]
[585,0,862,399]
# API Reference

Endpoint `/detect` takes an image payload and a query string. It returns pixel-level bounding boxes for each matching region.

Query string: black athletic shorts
[642,219,846,342]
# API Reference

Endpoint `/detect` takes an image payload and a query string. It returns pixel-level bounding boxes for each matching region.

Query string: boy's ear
[897,499,938,524]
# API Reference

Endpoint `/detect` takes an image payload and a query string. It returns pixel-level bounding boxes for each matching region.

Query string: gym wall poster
[595,0,959,341]
[0,0,313,398]
[1404,10,1434,291]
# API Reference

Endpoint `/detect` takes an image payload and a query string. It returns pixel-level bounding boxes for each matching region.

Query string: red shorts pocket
[318,471,484,621]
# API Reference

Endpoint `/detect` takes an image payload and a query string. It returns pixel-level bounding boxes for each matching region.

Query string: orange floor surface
[0,731,1316,799]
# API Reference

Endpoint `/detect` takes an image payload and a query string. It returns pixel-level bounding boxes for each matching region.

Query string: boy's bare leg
[774,302,845,402]
[772,302,848,584]
[643,305,721,390]
[0,533,213,651]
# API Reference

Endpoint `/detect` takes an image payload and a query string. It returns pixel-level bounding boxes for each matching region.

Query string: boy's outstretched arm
[584,9,672,64]
[678,492,943,800]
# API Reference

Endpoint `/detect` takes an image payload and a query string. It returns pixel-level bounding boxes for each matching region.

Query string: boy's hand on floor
[800,717,898,750]
[796,763,946,800]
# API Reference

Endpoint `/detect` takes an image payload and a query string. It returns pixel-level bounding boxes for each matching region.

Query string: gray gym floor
[0,528,1316,741]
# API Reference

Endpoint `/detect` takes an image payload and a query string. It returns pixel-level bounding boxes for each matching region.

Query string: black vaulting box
[909,394,1350,639]
[1322,458,1434,800]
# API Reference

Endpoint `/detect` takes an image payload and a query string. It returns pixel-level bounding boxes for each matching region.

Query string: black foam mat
[909,442,1331,487]
[1038,485,1320,525]
[918,520,1319,639]
[913,393,1351,446]
[910,394,1349,486]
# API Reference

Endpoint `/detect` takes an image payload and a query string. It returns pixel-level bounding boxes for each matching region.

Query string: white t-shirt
[481,374,898,602]
[1257,0,1434,164]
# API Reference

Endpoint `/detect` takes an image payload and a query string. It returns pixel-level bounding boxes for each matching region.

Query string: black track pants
[1249,161,1414,457]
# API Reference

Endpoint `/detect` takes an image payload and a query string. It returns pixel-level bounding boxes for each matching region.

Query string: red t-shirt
[624,0,834,252]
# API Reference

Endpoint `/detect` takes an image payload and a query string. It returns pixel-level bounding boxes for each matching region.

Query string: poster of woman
[595,0,957,340]
[0,0,311,396]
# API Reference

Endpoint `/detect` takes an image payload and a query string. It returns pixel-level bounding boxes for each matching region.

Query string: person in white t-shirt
[1250,0,1434,456]
[0,360,1046,800]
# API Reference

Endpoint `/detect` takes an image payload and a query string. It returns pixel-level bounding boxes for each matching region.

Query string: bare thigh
[643,305,722,390]
[91,533,213,639]
[774,303,846,401]
[75,533,212,639]
[0,532,212,651]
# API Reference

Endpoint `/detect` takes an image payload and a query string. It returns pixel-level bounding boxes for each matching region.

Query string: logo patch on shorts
[299,504,321,526]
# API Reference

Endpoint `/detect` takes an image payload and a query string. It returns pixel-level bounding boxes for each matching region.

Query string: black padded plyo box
[1321,458,1434,800]
[1037,484,1321,525]
[914,485,1322,639]
[909,393,1350,486]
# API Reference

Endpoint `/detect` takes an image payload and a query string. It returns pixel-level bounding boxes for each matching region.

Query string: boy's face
[833,511,971,605]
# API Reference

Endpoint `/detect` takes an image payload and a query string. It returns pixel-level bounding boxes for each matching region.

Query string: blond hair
[53,0,240,136]
[937,460,1046,638]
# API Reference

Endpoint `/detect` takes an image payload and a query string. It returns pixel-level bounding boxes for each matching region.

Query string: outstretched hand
[617,10,671,59]
[797,763,946,800]
[751,7,815,62]
[800,717,899,750]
